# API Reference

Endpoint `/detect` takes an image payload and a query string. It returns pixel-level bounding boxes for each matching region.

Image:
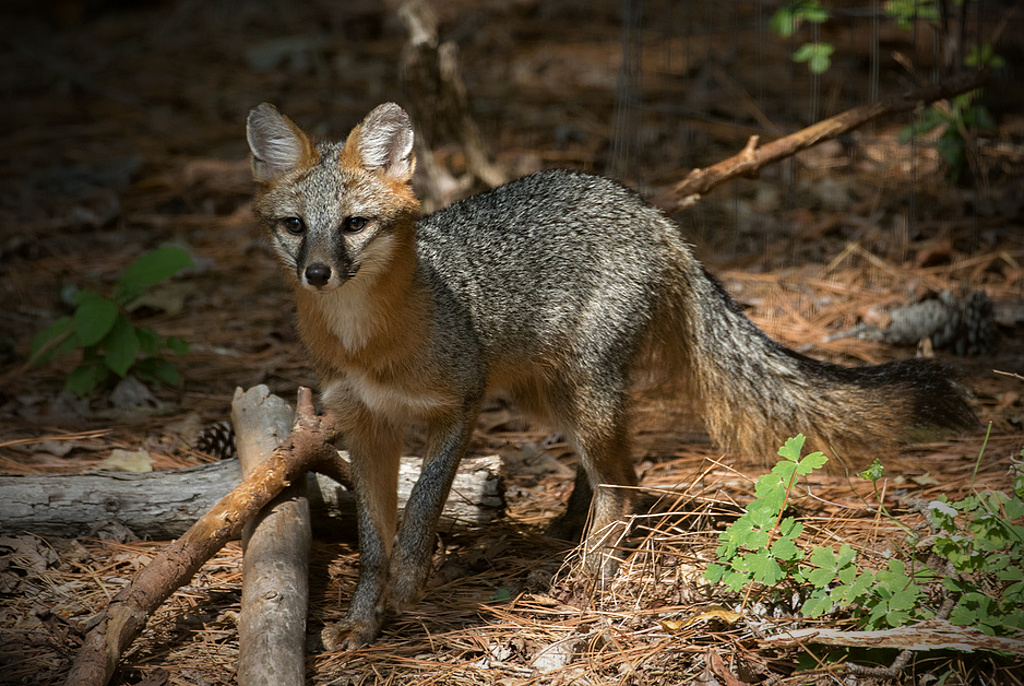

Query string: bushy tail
[660,262,977,465]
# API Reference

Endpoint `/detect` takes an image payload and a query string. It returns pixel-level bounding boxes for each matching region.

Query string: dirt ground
[1,1,1023,684]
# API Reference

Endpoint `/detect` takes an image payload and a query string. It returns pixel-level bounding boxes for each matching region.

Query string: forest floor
[1,1,1022,684]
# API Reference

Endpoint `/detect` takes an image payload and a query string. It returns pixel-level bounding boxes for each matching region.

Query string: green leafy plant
[885,0,939,30]
[705,435,826,597]
[928,464,1024,637]
[791,41,834,75]
[770,0,1001,181]
[706,437,1024,646]
[30,245,193,396]
[887,3,1002,182]
[770,1,832,75]
[900,91,997,182]
[770,1,828,38]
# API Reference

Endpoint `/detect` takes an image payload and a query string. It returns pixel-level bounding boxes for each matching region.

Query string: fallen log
[62,388,334,686]
[0,447,505,539]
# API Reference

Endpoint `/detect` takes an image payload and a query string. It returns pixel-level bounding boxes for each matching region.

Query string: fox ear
[350,102,415,181]
[247,103,313,182]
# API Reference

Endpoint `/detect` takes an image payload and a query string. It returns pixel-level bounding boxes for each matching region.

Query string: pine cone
[853,288,995,356]
[195,420,237,460]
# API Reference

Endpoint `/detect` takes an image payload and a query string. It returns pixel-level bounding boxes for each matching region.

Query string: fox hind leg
[548,373,638,577]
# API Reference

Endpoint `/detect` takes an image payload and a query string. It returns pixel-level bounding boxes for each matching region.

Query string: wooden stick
[760,618,1024,655]
[234,386,310,686]
[665,69,989,209]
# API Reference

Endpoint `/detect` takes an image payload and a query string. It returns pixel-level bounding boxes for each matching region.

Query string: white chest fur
[317,280,380,352]
[322,372,450,421]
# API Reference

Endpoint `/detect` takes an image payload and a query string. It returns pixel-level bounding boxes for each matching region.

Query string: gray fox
[246,101,975,649]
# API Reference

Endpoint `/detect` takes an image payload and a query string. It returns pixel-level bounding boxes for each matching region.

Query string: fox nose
[305,263,332,287]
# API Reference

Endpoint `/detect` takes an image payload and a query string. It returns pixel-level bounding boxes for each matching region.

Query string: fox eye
[343,216,369,234]
[281,217,305,235]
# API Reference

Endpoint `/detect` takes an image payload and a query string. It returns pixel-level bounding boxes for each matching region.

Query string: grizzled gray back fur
[415,168,974,462]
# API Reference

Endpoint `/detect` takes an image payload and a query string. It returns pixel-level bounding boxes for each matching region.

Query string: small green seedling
[31,245,193,396]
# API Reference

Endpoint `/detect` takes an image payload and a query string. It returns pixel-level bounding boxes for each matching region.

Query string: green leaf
[771,1,828,36]
[859,459,885,483]
[30,316,77,365]
[796,450,828,474]
[792,42,816,63]
[950,592,991,627]
[899,106,948,144]
[73,291,119,347]
[115,246,193,304]
[103,315,140,377]
[778,517,804,540]
[746,498,782,530]
[165,336,190,355]
[996,565,1023,582]
[65,361,108,397]
[745,529,771,550]
[792,42,834,74]
[722,570,749,593]
[1002,496,1024,520]
[890,585,920,612]
[809,49,832,74]
[928,498,958,532]
[885,0,939,29]
[738,551,784,585]
[136,327,161,355]
[802,591,833,617]
[770,8,797,38]
[835,544,857,568]
[839,571,874,605]
[966,44,1004,69]
[803,5,828,23]
[135,357,182,387]
[777,434,807,462]
[771,536,801,562]
[705,563,727,584]
[806,566,835,588]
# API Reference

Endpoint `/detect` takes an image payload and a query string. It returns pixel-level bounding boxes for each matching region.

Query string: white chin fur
[313,235,396,351]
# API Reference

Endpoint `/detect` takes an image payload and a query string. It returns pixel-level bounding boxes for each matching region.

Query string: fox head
[246,102,419,293]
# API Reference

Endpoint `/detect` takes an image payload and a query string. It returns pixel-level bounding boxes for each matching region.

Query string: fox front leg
[386,407,480,612]
[321,410,403,651]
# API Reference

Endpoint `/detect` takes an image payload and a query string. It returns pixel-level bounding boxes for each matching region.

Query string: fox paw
[320,618,381,652]
[580,521,630,579]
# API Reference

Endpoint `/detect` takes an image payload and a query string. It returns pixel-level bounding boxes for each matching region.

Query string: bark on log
[234,386,310,686]
[0,451,504,539]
